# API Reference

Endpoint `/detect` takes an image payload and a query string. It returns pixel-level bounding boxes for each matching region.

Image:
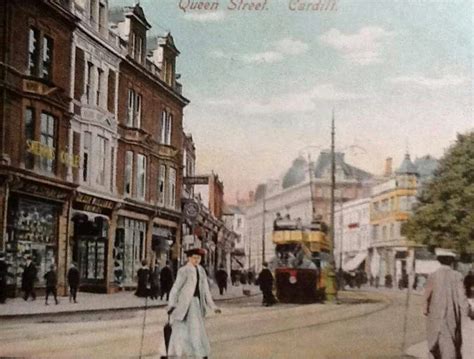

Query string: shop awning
[343,252,367,272]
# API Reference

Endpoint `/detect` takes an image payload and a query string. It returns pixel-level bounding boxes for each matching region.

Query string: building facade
[0,0,78,295]
[246,151,374,272]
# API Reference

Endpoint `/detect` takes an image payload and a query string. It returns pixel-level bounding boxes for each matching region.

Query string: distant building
[246,150,374,272]
[223,205,247,273]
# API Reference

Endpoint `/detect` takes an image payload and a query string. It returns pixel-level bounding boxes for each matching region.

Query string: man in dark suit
[160,260,174,301]
[22,256,37,301]
[258,262,276,306]
[67,263,80,303]
[215,265,228,296]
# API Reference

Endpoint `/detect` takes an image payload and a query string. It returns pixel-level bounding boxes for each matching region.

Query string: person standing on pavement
[0,252,9,304]
[160,260,174,301]
[135,259,150,298]
[257,262,276,306]
[215,265,228,296]
[149,260,160,300]
[165,248,221,358]
[423,251,470,359]
[22,256,37,301]
[44,264,59,305]
[67,263,80,303]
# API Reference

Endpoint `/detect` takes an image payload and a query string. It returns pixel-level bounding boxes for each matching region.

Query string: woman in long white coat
[166,248,221,358]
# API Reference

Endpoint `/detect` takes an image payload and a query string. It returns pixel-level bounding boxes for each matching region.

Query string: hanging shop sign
[183,200,200,222]
[26,140,80,168]
[74,193,115,215]
[183,176,209,185]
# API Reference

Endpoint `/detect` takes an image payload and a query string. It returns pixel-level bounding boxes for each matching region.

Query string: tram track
[0,291,395,358]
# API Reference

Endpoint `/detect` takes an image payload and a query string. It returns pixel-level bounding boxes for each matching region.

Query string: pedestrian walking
[0,252,9,304]
[257,262,276,307]
[215,265,228,296]
[135,259,150,298]
[423,251,470,359]
[164,248,221,358]
[67,263,80,303]
[463,270,473,298]
[22,256,37,301]
[160,260,174,301]
[150,260,160,300]
[44,264,58,305]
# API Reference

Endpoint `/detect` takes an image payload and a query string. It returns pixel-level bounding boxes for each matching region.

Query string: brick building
[110,4,189,287]
[0,0,78,295]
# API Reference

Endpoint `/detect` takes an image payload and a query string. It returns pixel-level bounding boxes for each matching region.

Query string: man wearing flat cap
[423,249,470,359]
[165,248,221,358]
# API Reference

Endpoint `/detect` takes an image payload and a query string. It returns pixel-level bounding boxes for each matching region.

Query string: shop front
[152,225,174,266]
[3,178,72,296]
[71,193,115,293]
[114,217,147,288]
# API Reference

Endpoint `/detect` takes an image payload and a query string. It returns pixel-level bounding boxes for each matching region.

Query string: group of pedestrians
[134,259,174,301]
[0,254,80,306]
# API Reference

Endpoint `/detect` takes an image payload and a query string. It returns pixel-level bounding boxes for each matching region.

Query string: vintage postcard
[0,0,472,358]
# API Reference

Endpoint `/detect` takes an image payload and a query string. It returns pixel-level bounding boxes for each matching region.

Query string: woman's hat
[185,248,206,257]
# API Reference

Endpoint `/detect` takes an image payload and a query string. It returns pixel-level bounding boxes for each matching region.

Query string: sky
[109,0,473,202]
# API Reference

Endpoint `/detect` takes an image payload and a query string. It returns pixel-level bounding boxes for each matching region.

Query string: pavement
[0,283,260,319]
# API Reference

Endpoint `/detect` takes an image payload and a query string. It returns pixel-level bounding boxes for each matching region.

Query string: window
[24,108,35,169]
[110,147,114,191]
[28,28,40,76]
[42,36,53,80]
[83,131,91,182]
[136,154,146,200]
[158,165,166,206]
[99,3,106,33]
[125,151,133,196]
[96,136,107,186]
[39,112,55,173]
[168,167,176,208]
[90,0,97,25]
[127,89,141,128]
[160,111,172,145]
[86,62,93,104]
[136,36,143,63]
[96,68,103,107]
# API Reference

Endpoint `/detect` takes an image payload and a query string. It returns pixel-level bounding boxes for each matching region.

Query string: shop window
[24,107,35,169]
[136,154,147,200]
[125,151,133,196]
[39,112,56,173]
[168,167,176,209]
[6,197,58,289]
[117,218,147,285]
[158,165,166,206]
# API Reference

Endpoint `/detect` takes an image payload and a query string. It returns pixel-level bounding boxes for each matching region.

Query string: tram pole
[325,109,338,302]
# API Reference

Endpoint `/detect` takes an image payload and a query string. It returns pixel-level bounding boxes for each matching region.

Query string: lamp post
[261,190,266,265]
[299,145,322,222]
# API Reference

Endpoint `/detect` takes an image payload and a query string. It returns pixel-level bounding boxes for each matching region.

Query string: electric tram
[272,215,331,303]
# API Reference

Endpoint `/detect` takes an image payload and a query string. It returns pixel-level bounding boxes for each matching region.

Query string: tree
[403,131,474,254]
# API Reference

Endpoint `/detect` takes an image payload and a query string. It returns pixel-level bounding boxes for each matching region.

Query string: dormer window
[130,32,144,64]
[162,57,174,86]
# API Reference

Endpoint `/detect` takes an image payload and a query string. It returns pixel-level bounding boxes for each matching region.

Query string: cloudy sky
[110,0,472,202]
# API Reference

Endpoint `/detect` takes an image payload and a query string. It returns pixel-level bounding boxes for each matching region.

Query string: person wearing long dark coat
[44,264,58,305]
[160,261,174,301]
[258,262,276,306]
[67,263,80,303]
[22,256,37,301]
[149,262,160,300]
[0,253,8,304]
[215,265,228,296]
[135,260,150,298]
[424,254,469,359]
[164,248,221,358]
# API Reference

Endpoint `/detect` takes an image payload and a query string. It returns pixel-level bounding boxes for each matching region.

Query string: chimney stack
[384,157,393,177]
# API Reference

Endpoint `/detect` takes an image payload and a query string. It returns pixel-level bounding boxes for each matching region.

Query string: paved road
[0,290,428,358]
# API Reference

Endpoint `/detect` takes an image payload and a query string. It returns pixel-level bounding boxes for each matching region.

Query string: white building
[246,151,374,272]
[334,197,371,272]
